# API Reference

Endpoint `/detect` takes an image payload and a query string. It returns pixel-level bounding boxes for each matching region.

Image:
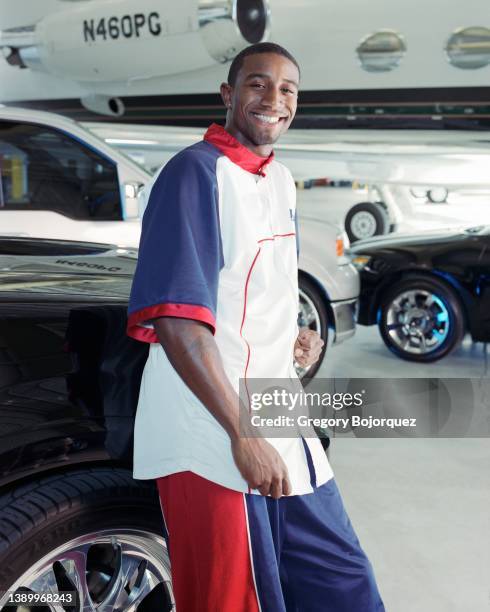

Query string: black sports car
[347,225,489,362]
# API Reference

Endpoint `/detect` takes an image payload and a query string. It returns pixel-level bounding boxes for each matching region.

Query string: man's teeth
[253,113,282,124]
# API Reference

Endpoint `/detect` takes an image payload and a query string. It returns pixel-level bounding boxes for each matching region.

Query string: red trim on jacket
[257,232,296,244]
[127,303,216,343]
[204,123,274,176]
[240,247,262,419]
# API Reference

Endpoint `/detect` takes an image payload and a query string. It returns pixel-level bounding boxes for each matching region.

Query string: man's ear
[220,82,232,108]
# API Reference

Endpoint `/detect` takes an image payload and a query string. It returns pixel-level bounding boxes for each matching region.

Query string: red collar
[204,123,274,177]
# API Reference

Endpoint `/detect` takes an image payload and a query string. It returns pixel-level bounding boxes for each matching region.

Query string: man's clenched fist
[294,327,324,368]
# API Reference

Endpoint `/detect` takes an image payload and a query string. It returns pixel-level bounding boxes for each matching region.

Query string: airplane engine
[0,0,270,83]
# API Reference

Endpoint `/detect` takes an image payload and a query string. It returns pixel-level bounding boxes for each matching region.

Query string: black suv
[0,237,174,610]
[0,236,331,610]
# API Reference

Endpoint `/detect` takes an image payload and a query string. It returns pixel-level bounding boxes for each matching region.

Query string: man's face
[221,52,299,149]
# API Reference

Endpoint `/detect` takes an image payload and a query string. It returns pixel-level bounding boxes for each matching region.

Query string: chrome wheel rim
[350,211,377,239]
[0,529,173,611]
[297,287,322,377]
[384,289,450,355]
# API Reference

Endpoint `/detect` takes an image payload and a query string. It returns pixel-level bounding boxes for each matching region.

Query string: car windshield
[74,121,152,176]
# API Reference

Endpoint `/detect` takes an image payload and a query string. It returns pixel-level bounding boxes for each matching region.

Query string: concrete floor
[318,327,489,612]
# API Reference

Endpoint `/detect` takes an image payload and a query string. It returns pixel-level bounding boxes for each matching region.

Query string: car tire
[377,275,465,362]
[297,276,328,383]
[427,188,448,204]
[0,468,173,611]
[345,201,389,243]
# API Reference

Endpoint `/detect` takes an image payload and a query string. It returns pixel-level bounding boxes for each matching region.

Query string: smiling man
[127,42,385,611]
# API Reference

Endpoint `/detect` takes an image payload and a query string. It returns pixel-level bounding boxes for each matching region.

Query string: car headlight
[336,236,344,257]
[336,231,350,257]
[351,255,372,270]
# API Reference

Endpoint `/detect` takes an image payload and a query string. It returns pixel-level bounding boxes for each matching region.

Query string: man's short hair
[227,42,300,86]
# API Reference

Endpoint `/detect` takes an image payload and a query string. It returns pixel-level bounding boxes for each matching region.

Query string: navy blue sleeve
[127,143,223,343]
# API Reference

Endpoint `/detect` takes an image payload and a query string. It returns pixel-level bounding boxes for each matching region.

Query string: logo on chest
[289,208,296,222]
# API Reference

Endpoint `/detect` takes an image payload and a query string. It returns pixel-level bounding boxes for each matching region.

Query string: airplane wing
[85,122,490,187]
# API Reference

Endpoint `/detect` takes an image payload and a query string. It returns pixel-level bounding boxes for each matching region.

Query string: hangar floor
[318,328,489,612]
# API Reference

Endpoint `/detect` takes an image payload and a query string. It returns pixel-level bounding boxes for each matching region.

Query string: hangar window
[356,30,406,72]
[446,26,490,69]
[0,121,122,220]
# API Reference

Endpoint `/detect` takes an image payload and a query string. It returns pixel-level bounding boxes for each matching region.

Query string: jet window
[356,30,406,72]
[446,26,490,69]
[0,121,122,221]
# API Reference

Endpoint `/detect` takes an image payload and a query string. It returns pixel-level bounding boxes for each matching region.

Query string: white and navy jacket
[127,124,333,495]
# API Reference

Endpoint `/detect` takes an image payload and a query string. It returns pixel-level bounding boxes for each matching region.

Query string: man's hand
[231,436,292,499]
[294,327,324,368]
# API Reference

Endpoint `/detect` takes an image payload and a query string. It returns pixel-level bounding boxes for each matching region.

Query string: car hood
[298,214,341,235]
[347,226,472,253]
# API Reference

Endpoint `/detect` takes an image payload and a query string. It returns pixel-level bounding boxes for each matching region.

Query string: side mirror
[123,182,145,219]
